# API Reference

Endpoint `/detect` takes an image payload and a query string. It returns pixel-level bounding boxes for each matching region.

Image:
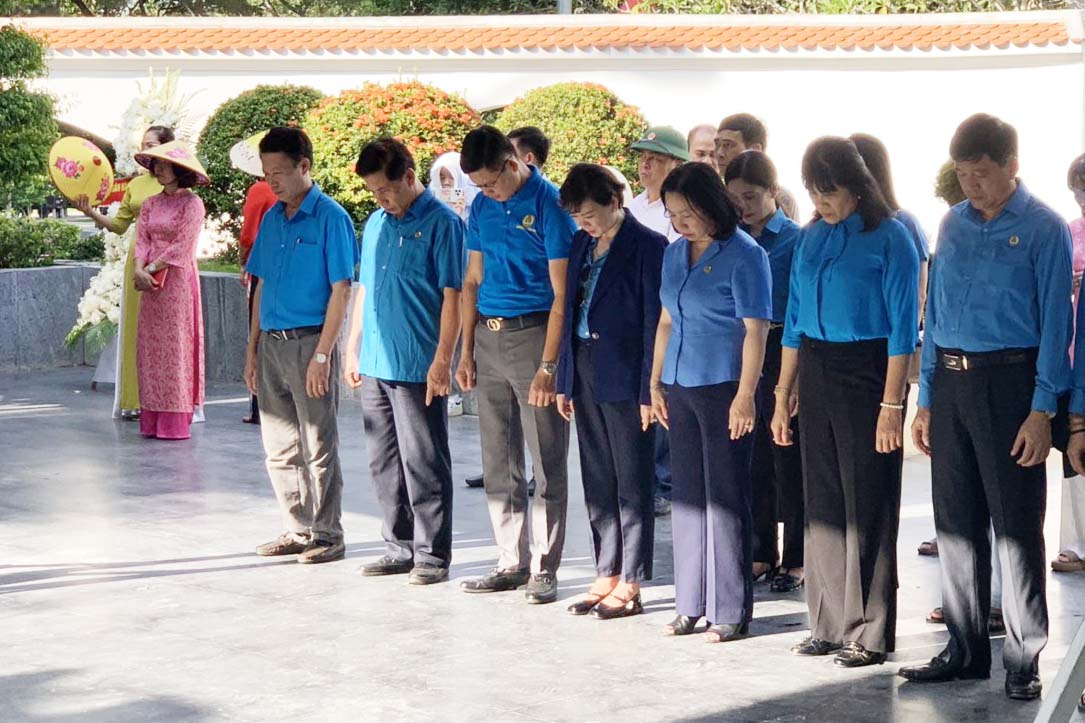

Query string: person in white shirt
[628,126,689,245]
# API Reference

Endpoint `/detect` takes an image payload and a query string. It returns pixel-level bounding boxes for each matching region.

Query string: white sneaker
[447,395,464,417]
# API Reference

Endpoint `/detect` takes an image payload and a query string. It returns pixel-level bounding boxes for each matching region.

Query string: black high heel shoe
[567,594,606,616]
[591,593,643,620]
[704,622,749,643]
[663,614,702,636]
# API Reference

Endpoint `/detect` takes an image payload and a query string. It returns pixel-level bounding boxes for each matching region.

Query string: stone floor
[2,368,1084,722]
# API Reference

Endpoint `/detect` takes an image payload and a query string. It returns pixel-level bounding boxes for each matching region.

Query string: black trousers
[668,381,754,625]
[247,279,260,421]
[572,344,654,582]
[752,327,804,568]
[361,376,453,567]
[799,338,901,653]
[930,348,1048,677]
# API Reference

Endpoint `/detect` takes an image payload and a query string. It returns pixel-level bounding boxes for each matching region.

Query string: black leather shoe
[1005,673,1042,700]
[567,595,605,616]
[591,594,643,620]
[359,555,414,576]
[407,563,449,585]
[525,572,558,604]
[527,477,537,497]
[465,475,484,489]
[704,622,749,643]
[461,567,530,593]
[898,651,989,682]
[833,642,886,668]
[663,615,701,636]
[790,637,842,656]
[770,572,804,593]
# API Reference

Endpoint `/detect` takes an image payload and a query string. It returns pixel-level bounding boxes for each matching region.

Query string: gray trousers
[257,332,344,545]
[361,376,453,567]
[475,321,569,574]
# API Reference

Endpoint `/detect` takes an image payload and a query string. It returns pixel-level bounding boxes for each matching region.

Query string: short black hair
[950,113,1017,166]
[460,125,515,174]
[718,113,767,149]
[145,125,175,144]
[1068,154,1085,190]
[802,136,891,231]
[661,162,739,240]
[508,126,550,168]
[850,133,900,211]
[259,126,313,166]
[559,163,625,213]
[355,137,415,181]
[723,150,778,191]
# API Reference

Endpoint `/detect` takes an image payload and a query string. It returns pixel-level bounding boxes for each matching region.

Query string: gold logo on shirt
[521,214,536,230]
[1009,235,1020,247]
[414,230,422,239]
[704,265,712,274]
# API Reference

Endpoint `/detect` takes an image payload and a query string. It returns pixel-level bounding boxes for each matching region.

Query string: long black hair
[850,133,900,211]
[660,162,739,240]
[723,150,778,192]
[801,136,891,231]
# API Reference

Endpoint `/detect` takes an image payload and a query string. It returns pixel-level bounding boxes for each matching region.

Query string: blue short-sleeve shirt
[743,209,800,324]
[247,183,359,331]
[782,213,919,357]
[660,230,773,387]
[357,190,465,383]
[466,166,576,317]
[895,208,931,262]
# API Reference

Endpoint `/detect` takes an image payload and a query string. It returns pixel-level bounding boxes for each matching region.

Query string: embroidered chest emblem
[704,265,712,274]
[414,231,422,239]
[1008,235,1020,247]
[521,214,536,230]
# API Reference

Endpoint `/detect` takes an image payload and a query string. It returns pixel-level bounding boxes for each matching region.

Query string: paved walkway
[2,368,1084,722]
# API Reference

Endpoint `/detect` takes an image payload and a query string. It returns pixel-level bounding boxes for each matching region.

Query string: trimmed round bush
[495,82,648,189]
[196,85,324,240]
[307,81,479,224]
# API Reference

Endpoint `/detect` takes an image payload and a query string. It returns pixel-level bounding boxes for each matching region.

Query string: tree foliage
[306,81,479,225]
[0,25,57,209]
[196,84,323,241]
[494,82,646,190]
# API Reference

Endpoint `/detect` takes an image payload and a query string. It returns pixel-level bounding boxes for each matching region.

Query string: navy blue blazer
[556,212,666,406]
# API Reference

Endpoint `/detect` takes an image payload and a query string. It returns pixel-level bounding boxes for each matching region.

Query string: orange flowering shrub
[307,81,480,224]
[495,83,647,191]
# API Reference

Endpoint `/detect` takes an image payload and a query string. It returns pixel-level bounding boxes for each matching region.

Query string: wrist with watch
[314,352,329,364]
[539,361,557,376]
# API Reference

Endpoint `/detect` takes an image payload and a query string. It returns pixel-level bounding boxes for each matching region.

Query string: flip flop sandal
[1051,550,1085,572]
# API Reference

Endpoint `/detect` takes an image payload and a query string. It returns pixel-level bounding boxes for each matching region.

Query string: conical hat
[134,140,210,185]
[47,136,115,204]
[229,131,268,177]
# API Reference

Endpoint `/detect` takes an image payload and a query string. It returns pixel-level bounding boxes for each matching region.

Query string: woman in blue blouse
[650,162,772,643]
[555,164,666,620]
[724,150,805,594]
[771,137,919,668]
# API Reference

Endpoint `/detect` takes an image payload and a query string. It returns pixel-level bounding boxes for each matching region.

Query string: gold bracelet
[773,386,791,396]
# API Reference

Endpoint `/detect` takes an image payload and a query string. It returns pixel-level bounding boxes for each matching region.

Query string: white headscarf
[428,151,479,220]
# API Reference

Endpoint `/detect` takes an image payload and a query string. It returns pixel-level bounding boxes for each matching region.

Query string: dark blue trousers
[667,381,754,625]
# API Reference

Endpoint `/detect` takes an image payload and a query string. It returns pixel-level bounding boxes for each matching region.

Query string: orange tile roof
[27,17,1075,54]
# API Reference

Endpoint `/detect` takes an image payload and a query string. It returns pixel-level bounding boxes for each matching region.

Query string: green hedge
[495,82,647,190]
[307,81,479,225]
[196,84,324,241]
[0,215,97,268]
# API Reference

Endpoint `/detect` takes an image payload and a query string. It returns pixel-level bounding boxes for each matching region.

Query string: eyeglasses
[476,160,510,191]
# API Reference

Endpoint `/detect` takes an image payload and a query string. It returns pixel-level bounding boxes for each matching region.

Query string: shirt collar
[840,211,864,234]
[390,188,435,225]
[282,182,322,219]
[955,179,1030,223]
[748,208,786,239]
[509,165,543,204]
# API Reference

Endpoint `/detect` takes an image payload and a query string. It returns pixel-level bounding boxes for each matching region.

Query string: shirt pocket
[987,241,1031,287]
[391,237,430,278]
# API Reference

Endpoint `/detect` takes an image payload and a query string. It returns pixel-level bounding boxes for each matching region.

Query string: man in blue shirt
[455,126,577,605]
[244,127,360,565]
[344,138,464,586]
[901,114,1073,700]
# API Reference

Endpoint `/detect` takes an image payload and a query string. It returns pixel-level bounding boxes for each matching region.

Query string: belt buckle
[486,318,502,332]
[943,354,969,371]
[269,330,286,341]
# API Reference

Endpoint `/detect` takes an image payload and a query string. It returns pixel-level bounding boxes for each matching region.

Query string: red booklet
[151,266,168,288]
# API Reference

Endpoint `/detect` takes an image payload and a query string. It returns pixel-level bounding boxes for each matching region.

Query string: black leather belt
[265,325,324,341]
[937,347,1034,372]
[478,312,548,332]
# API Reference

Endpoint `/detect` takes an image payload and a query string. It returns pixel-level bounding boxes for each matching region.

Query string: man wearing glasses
[455,126,578,605]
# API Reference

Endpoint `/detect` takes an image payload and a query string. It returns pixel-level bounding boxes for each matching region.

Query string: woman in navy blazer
[555,163,666,620]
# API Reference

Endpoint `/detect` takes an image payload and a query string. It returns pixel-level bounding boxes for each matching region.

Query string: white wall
[39,50,1084,239]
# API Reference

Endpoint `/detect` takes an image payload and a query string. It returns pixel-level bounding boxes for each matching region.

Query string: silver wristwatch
[540,361,557,376]
[314,352,329,364]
